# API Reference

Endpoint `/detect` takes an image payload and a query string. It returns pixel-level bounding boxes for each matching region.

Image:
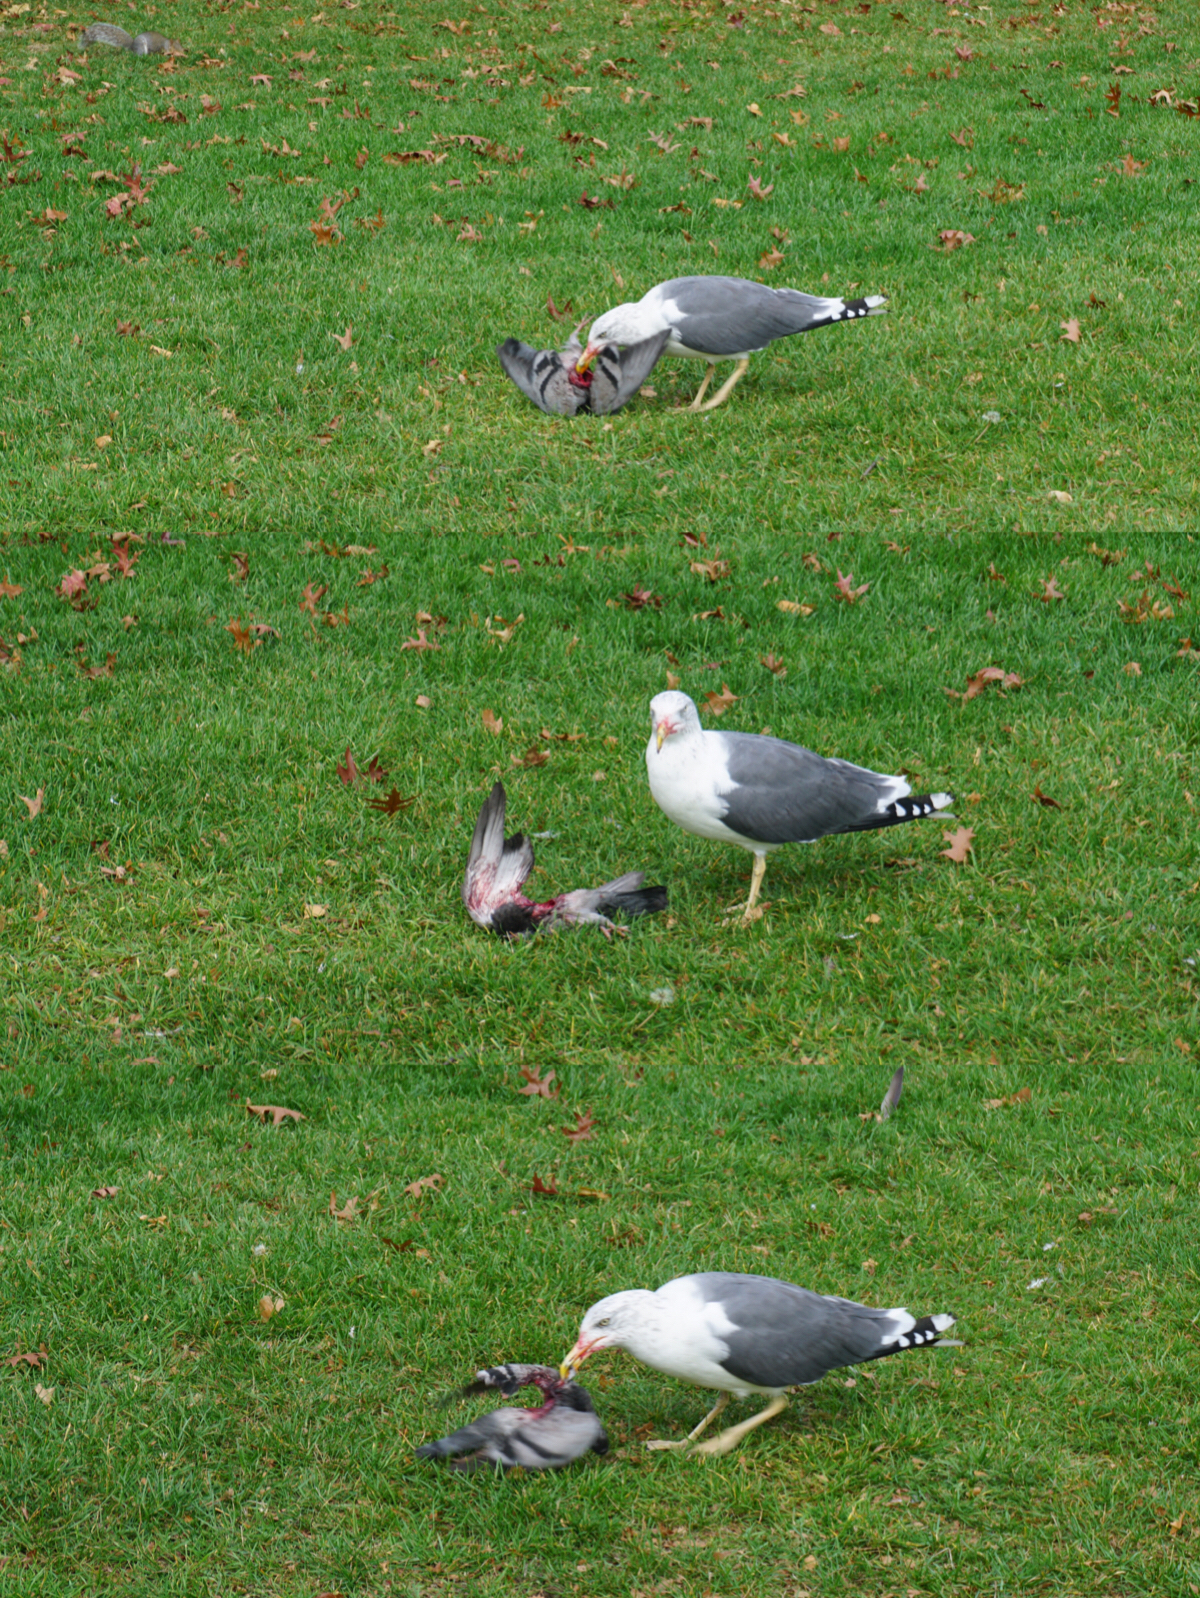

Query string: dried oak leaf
[329,1192,358,1222]
[367,787,414,815]
[336,748,360,787]
[404,1172,444,1199]
[518,1064,559,1100]
[562,1109,596,1144]
[1038,576,1066,601]
[703,683,739,717]
[246,1101,304,1127]
[91,1185,119,1199]
[1032,785,1061,809]
[834,570,869,604]
[941,826,975,864]
[481,708,503,736]
[530,1173,559,1197]
[20,789,45,819]
[984,1086,1032,1109]
[6,1350,47,1369]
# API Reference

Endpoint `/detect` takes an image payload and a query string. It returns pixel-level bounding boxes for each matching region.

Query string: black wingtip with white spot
[883,1312,961,1356]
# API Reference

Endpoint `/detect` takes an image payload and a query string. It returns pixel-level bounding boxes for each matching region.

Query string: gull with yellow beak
[577,274,888,413]
[646,691,953,921]
[561,1272,959,1457]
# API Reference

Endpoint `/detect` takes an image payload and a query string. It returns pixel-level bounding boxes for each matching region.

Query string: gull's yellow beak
[655,723,666,753]
[575,342,599,374]
[560,1336,591,1378]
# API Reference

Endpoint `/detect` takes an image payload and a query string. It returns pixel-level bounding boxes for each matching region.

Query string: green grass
[2,0,1199,1593]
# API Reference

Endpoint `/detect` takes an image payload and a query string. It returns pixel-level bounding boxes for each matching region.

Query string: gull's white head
[649,690,702,753]
[577,302,645,371]
[559,1288,655,1376]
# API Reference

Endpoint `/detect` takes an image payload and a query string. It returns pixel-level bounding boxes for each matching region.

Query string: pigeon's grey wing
[417,1404,605,1470]
[415,1408,523,1463]
[462,782,535,925]
[587,329,671,414]
[497,338,584,415]
[503,1407,608,1469]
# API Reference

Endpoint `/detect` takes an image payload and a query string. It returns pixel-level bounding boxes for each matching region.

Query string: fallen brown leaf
[20,788,45,819]
[405,1172,444,1199]
[562,1109,596,1144]
[941,826,975,864]
[245,1102,304,1127]
[518,1064,559,1099]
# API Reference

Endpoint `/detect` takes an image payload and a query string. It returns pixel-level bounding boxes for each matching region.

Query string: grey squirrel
[78,21,182,53]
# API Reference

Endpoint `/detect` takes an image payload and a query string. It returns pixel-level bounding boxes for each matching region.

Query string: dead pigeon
[496,327,668,415]
[416,1363,608,1471]
[462,780,667,938]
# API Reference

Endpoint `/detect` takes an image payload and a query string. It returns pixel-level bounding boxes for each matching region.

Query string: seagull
[561,1273,958,1457]
[576,276,888,412]
[463,780,668,937]
[416,1363,608,1471]
[497,327,669,416]
[646,691,954,921]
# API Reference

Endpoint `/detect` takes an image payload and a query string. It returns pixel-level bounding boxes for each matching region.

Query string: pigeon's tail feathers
[599,882,669,920]
[574,873,669,921]
[462,782,535,926]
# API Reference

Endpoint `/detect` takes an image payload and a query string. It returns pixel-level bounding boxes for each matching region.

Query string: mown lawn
[2,0,1198,1593]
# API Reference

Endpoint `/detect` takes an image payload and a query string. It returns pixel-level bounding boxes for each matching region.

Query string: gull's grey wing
[684,1272,955,1390]
[655,276,885,358]
[715,732,938,845]
[497,338,586,416]
[587,329,671,414]
[462,782,535,926]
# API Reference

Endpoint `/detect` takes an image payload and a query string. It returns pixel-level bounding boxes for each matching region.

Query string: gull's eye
[597,1317,611,1328]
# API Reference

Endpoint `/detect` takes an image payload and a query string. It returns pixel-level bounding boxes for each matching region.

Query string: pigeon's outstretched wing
[462,782,535,929]
[415,1402,608,1470]
[587,329,671,414]
[417,1364,608,1470]
[496,338,587,416]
